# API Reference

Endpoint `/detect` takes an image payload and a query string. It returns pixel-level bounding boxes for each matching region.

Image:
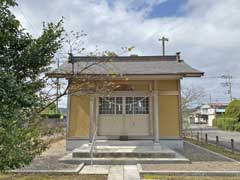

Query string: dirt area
[19,139,79,170]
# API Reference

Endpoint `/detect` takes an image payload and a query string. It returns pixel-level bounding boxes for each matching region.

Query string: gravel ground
[179,141,233,161]
[17,137,240,172]
[142,161,240,171]
[0,174,108,180]
[19,139,79,170]
[142,141,240,171]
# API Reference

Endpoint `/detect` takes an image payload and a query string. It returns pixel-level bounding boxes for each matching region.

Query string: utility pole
[209,93,212,104]
[158,36,169,56]
[221,73,233,102]
[56,57,60,113]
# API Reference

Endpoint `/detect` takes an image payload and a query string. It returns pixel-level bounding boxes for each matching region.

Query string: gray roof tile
[47,56,203,77]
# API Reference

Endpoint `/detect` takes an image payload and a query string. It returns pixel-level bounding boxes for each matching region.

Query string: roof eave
[46,72,204,79]
[181,72,204,77]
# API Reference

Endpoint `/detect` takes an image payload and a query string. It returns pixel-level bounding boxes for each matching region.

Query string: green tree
[0,0,63,170]
[225,99,240,120]
[41,103,57,114]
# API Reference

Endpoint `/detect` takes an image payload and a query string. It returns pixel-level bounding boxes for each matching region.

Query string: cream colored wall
[67,80,180,139]
[67,95,90,138]
[156,80,180,138]
[157,80,178,91]
[158,95,179,137]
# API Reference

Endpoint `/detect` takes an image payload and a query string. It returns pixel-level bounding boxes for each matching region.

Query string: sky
[12,0,240,107]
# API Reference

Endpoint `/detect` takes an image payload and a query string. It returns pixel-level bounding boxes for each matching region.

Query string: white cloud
[12,0,240,106]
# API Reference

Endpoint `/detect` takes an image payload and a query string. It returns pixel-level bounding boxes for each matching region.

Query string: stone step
[72,144,176,158]
[72,151,176,158]
[59,156,190,165]
[95,140,154,146]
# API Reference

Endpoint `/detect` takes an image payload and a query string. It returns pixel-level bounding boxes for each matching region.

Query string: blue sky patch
[106,0,187,18]
[147,0,187,18]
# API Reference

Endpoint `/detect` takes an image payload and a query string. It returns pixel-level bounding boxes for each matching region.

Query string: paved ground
[108,165,140,180]
[81,165,140,180]
[187,124,240,151]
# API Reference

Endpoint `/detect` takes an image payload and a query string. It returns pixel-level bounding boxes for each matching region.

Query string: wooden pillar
[66,94,70,138]
[178,80,183,138]
[153,80,159,143]
[149,82,153,136]
[89,96,94,143]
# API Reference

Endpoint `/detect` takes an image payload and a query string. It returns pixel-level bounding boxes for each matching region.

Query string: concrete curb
[6,163,85,175]
[140,170,240,177]
[185,141,240,163]
[136,163,142,172]
[138,160,240,177]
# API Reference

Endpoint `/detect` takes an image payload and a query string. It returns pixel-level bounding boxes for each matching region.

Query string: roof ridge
[71,55,177,62]
[72,55,176,57]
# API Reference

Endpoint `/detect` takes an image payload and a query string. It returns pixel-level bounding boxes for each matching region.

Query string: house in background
[189,103,227,126]
[47,53,203,153]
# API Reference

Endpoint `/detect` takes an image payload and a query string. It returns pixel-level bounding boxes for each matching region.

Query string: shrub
[216,117,225,129]
[212,118,218,127]
[40,113,62,119]
[225,99,240,120]
[213,116,237,131]
[224,117,236,131]
[214,100,240,132]
[235,123,240,132]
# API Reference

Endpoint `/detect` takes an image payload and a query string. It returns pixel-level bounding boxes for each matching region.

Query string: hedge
[40,113,62,119]
[213,116,240,131]
[213,100,240,132]
[225,99,240,119]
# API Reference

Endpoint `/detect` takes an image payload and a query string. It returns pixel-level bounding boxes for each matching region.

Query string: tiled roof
[47,55,203,77]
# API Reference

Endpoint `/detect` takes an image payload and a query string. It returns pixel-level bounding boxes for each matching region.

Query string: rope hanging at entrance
[100,96,148,106]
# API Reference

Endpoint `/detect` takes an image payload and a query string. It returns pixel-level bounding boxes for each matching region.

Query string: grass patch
[143,174,240,180]
[0,174,107,180]
[185,138,240,161]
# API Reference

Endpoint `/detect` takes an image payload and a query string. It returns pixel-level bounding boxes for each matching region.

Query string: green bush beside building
[213,100,240,131]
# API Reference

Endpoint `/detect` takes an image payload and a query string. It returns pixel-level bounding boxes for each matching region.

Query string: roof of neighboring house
[209,103,228,108]
[47,54,204,78]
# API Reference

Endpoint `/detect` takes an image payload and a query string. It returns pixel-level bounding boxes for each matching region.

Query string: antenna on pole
[158,36,169,56]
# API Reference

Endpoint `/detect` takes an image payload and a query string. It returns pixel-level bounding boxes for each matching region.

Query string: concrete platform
[60,156,190,165]
[66,139,183,151]
[95,140,154,146]
[72,144,176,158]
[59,140,189,165]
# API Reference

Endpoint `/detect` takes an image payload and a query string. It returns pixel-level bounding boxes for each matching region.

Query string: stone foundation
[66,138,183,151]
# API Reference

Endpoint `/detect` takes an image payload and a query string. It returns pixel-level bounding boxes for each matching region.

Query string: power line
[16,5,39,35]
[202,76,240,79]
